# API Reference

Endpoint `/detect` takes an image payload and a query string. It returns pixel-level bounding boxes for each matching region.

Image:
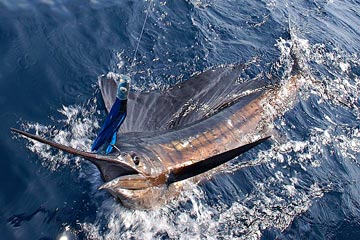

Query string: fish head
[116,74,130,100]
[97,146,176,209]
[97,143,165,182]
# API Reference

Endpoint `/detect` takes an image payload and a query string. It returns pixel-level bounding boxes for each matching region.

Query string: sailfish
[11,58,304,209]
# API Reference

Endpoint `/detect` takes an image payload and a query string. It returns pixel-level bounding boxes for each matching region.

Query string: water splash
[20,98,99,171]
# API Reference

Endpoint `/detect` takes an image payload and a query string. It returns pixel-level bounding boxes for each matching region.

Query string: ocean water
[0,0,359,239]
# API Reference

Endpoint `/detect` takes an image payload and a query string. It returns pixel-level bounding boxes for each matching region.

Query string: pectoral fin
[167,136,271,184]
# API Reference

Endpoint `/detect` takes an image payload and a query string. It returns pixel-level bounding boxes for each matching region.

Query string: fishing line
[131,0,153,69]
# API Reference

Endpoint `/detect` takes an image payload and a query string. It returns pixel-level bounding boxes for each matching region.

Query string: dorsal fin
[99,64,270,133]
[98,73,118,113]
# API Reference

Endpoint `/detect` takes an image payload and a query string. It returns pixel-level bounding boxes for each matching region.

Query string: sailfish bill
[10,128,140,181]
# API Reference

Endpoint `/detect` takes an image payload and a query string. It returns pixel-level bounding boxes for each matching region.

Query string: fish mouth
[92,155,141,182]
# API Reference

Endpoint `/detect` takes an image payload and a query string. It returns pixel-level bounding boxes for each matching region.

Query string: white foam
[22,98,99,171]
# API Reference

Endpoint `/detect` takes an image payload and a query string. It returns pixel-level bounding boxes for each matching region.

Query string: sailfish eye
[130,152,140,165]
[133,156,140,165]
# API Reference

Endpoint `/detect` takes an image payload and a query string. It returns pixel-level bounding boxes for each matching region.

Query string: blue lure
[91,74,130,154]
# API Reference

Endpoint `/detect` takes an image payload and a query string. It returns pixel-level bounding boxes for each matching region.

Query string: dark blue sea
[1,0,359,239]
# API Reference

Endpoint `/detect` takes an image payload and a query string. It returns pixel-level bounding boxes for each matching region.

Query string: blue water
[1,0,359,239]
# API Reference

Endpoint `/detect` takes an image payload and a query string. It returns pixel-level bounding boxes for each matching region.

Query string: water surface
[0,0,359,239]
